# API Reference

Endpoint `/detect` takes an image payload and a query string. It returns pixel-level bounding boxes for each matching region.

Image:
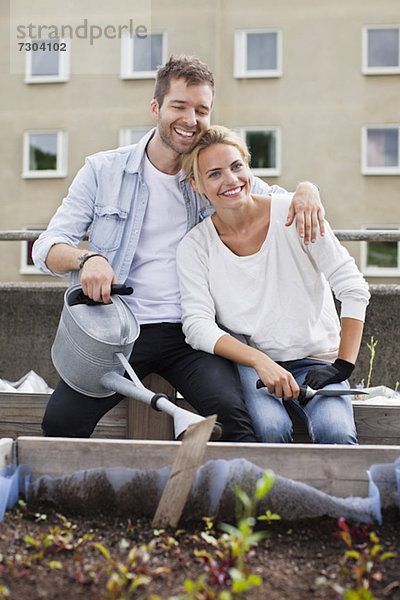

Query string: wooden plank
[152,415,217,528]
[0,393,128,439]
[0,393,50,422]
[353,403,400,442]
[15,436,400,499]
[285,402,400,445]
[126,400,172,440]
[0,421,127,440]
[127,374,175,440]
[3,392,400,444]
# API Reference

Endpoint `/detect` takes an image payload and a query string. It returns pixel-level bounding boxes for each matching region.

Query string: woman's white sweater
[176,194,370,362]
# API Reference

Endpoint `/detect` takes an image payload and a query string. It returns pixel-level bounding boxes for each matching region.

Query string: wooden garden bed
[1,377,400,501]
[1,390,399,445]
[0,436,398,500]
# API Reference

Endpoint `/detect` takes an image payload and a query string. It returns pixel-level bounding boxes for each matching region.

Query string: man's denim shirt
[33,128,286,283]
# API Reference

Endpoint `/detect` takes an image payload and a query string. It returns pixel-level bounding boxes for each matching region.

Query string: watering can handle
[67,284,133,306]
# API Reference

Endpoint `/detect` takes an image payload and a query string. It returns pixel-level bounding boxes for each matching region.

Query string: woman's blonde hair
[181,125,250,192]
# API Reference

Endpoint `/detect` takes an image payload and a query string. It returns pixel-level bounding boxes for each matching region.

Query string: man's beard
[157,119,198,156]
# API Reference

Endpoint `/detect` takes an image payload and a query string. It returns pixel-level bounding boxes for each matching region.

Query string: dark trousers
[42,322,256,442]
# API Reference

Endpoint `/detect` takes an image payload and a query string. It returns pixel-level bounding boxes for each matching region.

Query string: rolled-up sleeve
[32,160,98,276]
[176,231,227,354]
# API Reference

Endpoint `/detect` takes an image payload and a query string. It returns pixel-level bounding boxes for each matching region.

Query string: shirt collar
[124,128,156,173]
[124,127,190,185]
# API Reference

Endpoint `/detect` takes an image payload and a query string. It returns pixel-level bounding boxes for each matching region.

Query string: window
[234,30,282,78]
[22,131,68,178]
[362,26,400,74]
[20,227,46,275]
[360,226,400,277]
[25,38,70,83]
[237,127,281,176]
[119,127,152,146]
[361,126,400,175]
[120,32,167,79]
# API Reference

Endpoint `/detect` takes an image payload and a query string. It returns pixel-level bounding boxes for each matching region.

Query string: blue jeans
[236,357,358,445]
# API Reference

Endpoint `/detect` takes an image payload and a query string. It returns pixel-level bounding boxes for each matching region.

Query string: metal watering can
[51,284,221,440]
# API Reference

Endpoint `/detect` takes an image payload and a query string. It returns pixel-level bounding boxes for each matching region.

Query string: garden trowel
[256,379,368,406]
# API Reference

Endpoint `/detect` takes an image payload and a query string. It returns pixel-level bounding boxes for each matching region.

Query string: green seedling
[0,585,11,599]
[0,551,31,581]
[84,540,170,600]
[202,516,216,535]
[358,336,400,393]
[34,512,47,523]
[178,469,278,599]
[359,336,378,390]
[153,528,185,568]
[153,529,180,551]
[365,336,378,389]
[125,518,135,535]
[258,509,281,525]
[24,513,92,564]
[15,500,27,519]
[324,518,396,600]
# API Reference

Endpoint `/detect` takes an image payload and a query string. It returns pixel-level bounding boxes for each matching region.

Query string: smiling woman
[188,133,250,205]
[177,125,370,445]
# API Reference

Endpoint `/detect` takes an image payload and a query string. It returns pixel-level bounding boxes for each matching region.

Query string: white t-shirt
[125,154,187,324]
[177,194,370,361]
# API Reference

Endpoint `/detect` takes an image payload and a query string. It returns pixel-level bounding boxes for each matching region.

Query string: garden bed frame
[1,435,400,501]
[1,378,400,501]
[0,386,399,445]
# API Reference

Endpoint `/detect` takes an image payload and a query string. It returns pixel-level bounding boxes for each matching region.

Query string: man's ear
[150,99,159,122]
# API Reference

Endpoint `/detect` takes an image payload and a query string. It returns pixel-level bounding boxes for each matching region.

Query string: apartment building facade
[1,0,399,282]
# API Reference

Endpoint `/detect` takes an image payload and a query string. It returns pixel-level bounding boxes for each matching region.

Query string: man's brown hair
[154,55,215,107]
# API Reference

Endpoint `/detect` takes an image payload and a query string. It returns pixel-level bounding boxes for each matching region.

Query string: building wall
[1,0,399,282]
[1,282,398,390]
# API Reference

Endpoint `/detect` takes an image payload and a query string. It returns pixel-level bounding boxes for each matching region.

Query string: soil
[0,505,399,600]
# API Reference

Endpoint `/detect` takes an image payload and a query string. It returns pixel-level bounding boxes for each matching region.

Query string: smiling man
[33,55,324,442]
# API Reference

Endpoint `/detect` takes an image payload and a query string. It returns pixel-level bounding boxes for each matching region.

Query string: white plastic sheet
[352,386,400,406]
[0,371,53,394]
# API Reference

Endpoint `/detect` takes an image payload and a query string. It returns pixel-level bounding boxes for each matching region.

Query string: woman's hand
[254,354,299,400]
[303,358,354,390]
[286,182,325,244]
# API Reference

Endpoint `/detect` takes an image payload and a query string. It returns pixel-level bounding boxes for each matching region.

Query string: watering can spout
[101,371,222,441]
[151,393,222,441]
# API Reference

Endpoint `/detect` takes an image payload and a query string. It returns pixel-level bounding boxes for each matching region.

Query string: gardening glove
[303,358,354,390]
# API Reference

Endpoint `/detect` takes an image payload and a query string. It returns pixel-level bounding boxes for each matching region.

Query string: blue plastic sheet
[0,464,31,521]
[2,457,399,524]
[27,456,400,524]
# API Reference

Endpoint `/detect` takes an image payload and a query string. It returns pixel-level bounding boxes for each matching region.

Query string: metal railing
[1,230,400,242]
[0,231,46,241]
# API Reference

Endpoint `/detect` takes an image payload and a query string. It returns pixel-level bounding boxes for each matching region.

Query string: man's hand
[286,182,325,244]
[80,255,117,304]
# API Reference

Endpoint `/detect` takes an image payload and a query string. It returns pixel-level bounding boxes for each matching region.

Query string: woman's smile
[197,143,251,209]
[220,185,246,197]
